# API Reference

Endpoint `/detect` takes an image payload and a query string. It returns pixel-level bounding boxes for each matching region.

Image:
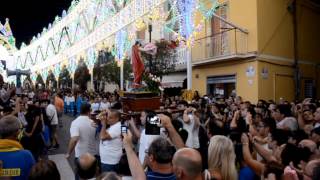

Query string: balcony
[192,28,251,66]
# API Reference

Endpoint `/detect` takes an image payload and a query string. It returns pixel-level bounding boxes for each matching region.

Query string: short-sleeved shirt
[70,116,98,158]
[146,170,176,180]
[99,122,122,164]
[0,149,35,180]
[46,104,58,125]
[54,96,64,112]
[138,129,160,164]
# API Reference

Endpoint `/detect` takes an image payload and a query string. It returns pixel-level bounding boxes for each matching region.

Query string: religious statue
[131,42,145,88]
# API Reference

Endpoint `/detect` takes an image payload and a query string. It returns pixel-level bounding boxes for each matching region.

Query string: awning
[161,73,186,88]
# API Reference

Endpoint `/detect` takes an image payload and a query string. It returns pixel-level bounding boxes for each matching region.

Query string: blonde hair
[208,135,237,180]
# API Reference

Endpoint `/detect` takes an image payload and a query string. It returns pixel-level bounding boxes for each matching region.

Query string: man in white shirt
[272,104,298,131]
[44,99,59,149]
[99,109,122,172]
[100,98,111,111]
[91,97,101,112]
[66,103,99,159]
[128,110,161,165]
[182,107,200,149]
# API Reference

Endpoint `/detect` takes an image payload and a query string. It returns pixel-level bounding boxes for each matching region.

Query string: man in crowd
[66,103,99,174]
[272,104,298,131]
[145,138,176,180]
[0,115,35,180]
[99,109,122,172]
[44,99,59,149]
[172,148,203,180]
[91,97,101,112]
[54,93,64,127]
[76,153,100,180]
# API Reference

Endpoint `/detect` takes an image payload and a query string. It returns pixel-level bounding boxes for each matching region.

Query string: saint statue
[131,42,145,88]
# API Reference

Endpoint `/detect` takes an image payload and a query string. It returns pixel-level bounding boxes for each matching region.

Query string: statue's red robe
[131,44,144,87]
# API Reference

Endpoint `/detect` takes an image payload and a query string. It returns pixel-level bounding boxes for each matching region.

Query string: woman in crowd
[206,135,237,180]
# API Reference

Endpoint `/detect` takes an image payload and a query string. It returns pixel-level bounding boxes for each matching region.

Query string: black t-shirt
[25,107,42,135]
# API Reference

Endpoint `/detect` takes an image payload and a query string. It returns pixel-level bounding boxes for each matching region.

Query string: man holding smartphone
[99,109,122,173]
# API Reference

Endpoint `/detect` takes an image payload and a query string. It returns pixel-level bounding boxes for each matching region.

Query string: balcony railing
[191,28,248,64]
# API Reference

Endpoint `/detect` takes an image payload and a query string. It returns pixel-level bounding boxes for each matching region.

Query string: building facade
[192,0,320,103]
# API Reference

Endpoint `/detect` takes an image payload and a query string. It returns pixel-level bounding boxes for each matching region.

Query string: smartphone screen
[121,125,128,134]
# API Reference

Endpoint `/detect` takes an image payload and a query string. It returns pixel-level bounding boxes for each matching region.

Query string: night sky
[0,0,73,48]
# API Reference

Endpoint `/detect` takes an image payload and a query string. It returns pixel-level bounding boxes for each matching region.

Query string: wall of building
[257,60,320,102]
[228,0,258,53]
[192,60,259,103]
[257,0,320,63]
[257,60,294,102]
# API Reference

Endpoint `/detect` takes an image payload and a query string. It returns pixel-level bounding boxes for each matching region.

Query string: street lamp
[148,19,153,72]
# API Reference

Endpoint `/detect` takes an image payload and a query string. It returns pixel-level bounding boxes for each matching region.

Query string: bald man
[299,139,317,153]
[172,148,203,180]
[76,153,100,180]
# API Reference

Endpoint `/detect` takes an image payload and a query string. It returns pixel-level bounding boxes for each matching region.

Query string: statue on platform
[131,41,145,88]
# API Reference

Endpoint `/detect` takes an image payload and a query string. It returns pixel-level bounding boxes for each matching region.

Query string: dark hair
[247,106,256,119]
[28,160,60,180]
[261,118,276,132]
[263,161,284,179]
[281,143,312,167]
[178,100,188,107]
[277,104,291,117]
[111,102,122,110]
[80,103,91,115]
[288,130,308,145]
[206,118,224,136]
[75,156,98,179]
[271,129,290,146]
[148,138,176,164]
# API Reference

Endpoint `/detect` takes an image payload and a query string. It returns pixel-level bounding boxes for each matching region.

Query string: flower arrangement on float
[142,72,163,94]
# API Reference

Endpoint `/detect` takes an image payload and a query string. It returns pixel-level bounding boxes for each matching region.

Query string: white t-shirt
[100,122,123,164]
[138,129,160,164]
[70,116,99,158]
[28,92,35,99]
[91,103,101,112]
[65,96,70,105]
[277,117,298,131]
[46,104,58,125]
[70,96,75,103]
[183,114,200,148]
[100,102,111,110]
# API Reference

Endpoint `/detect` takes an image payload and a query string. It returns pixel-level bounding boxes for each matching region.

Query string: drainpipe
[289,0,300,100]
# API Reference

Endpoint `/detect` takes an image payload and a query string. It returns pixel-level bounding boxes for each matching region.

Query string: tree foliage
[46,71,57,88]
[35,74,45,89]
[58,66,72,88]
[74,59,90,91]
[93,50,132,86]
[141,40,177,78]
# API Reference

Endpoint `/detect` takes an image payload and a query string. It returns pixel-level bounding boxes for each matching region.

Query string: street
[48,114,75,180]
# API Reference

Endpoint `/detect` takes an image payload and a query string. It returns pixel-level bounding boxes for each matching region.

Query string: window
[304,79,314,98]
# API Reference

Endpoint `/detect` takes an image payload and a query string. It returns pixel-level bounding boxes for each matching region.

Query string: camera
[145,111,161,135]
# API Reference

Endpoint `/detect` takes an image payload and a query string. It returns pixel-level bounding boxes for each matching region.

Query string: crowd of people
[1,85,320,180]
